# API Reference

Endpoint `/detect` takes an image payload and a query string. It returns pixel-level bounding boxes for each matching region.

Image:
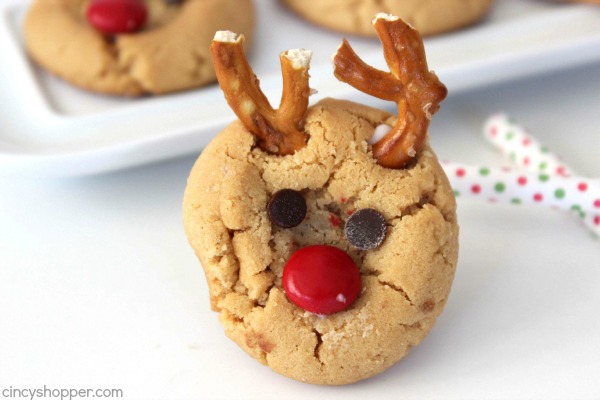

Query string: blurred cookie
[280,0,494,37]
[23,0,255,96]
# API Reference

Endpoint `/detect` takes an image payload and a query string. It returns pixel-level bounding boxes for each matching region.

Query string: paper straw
[441,161,600,237]
[483,114,575,176]
[437,114,600,237]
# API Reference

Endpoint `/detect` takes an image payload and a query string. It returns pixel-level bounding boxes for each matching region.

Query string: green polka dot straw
[441,115,599,237]
[484,114,574,177]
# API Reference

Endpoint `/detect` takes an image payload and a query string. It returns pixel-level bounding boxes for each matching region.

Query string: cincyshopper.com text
[1,386,123,400]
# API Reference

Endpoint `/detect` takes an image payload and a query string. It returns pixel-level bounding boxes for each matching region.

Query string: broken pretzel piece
[210,31,312,156]
[333,14,447,169]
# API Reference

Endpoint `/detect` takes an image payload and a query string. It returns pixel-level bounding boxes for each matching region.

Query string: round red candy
[282,245,361,315]
[87,0,148,35]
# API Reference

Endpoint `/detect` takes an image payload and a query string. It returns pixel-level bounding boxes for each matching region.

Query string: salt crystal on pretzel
[285,48,312,69]
[373,12,400,22]
[213,30,238,43]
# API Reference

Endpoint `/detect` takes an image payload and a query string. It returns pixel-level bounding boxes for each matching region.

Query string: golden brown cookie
[183,98,459,385]
[23,0,255,96]
[280,0,495,37]
[183,15,458,385]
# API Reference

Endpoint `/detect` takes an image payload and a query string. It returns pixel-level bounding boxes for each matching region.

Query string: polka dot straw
[483,114,575,176]
[440,114,600,238]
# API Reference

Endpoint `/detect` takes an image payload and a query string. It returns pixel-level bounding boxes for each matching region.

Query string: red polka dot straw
[484,114,574,176]
[438,115,600,238]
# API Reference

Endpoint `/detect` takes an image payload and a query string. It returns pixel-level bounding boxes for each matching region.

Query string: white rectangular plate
[1,0,600,177]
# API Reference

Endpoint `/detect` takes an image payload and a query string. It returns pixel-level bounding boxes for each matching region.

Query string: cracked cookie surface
[183,98,459,385]
[280,0,494,37]
[23,0,254,96]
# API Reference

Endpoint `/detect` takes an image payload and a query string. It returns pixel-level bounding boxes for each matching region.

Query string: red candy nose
[282,245,361,315]
[87,0,148,35]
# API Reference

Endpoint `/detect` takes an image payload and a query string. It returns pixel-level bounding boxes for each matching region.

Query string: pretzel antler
[333,14,447,169]
[210,31,311,155]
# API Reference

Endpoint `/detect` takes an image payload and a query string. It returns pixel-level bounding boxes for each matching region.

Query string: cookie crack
[363,270,414,306]
[312,328,325,366]
[103,39,150,94]
[338,105,388,135]
[431,224,453,267]
[383,191,434,224]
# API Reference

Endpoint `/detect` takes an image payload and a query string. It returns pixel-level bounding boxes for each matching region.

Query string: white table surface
[1,1,600,400]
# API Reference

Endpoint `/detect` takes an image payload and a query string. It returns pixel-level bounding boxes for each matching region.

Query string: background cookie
[23,0,255,96]
[183,98,459,385]
[280,0,495,37]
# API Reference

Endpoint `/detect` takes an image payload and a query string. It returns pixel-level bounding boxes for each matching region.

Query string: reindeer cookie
[183,15,458,385]
[23,0,254,96]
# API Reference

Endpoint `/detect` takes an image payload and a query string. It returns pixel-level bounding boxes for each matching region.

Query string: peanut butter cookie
[281,0,494,37]
[23,0,254,96]
[183,15,458,385]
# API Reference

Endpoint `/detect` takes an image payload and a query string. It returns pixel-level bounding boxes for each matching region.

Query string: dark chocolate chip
[162,0,183,4]
[267,189,307,228]
[345,208,387,250]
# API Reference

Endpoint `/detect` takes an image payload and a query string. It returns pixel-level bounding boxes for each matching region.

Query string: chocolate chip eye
[267,189,307,228]
[345,208,387,250]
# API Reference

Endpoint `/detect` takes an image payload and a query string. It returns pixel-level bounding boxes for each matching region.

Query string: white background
[1,0,600,399]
